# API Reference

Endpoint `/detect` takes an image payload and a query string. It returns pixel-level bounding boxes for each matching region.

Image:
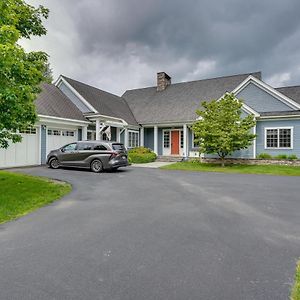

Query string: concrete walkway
[131,161,174,168]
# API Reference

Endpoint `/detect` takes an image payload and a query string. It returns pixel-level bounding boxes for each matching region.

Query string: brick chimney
[157,72,171,91]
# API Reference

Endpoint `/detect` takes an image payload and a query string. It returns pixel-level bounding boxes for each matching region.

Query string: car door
[75,143,95,167]
[57,143,78,166]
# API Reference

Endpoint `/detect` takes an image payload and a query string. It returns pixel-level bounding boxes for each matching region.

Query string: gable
[236,82,295,113]
[58,81,93,113]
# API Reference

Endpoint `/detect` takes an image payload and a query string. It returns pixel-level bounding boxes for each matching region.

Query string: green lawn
[0,171,71,224]
[291,261,300,300]
[160,161,300,176]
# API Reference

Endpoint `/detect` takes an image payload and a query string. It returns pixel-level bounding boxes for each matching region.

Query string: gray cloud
[22,0,300,95]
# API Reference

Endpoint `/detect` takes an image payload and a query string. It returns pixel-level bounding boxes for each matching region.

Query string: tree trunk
[221,156,225,167]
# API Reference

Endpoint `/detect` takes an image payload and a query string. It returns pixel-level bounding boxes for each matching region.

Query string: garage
[0,127,40,169]
[46,128,77,156]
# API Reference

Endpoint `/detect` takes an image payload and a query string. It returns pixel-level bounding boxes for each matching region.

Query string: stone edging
[198,158,300,166]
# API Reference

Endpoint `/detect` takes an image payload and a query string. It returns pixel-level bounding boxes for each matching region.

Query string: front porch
[81,114,140,149]
[141,124,192,158]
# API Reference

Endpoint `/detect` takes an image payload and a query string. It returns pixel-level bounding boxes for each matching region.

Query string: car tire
[90,159,103,173]
[49,157,60,169]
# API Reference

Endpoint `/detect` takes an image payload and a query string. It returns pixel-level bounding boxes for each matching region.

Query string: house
[1,71,300,168]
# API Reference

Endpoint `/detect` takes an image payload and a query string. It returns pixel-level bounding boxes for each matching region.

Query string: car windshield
[112,143,125,151]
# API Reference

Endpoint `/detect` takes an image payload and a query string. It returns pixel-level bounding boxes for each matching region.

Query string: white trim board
[38,115,90,126]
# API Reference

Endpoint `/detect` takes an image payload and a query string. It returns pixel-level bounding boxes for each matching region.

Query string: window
[20,127,36,134]
[163,131,170,148]
[62,130,75,137]
[48,129,61,136]
[62,143,77,151]
[265,128,292,149]
[112,143,125,151]
[128,131,139,148]
[87,131,95,141]
[192,131,199,148]
[180,130,184,148]
[77,143,92,150]
[94,144,107,150]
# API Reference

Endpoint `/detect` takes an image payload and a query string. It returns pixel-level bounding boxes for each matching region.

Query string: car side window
[94,144,107,150]
[77,143,92,150]
[62,143,77,152]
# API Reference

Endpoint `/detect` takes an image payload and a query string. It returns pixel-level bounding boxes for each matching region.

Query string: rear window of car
[93,144,107,150]
[112,143,125,151]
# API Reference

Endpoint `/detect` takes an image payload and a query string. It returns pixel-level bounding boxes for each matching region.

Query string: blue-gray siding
[59,82,92,113]
[40,125,47,164]
[78,128,82,141]
[120,130,125,144]
[256,119,300,157]
[144,128,154,150]
[158,128,163,155]
[236,83,294,112]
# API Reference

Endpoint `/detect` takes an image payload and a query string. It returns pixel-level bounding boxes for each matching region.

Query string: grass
[291,261,300,300]
[0,171,71,224]
[160,161,300,176]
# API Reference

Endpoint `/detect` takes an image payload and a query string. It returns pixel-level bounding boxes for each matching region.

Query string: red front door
[171,131,180,155]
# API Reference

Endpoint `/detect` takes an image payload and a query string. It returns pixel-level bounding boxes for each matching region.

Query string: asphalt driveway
[0,166,299,300]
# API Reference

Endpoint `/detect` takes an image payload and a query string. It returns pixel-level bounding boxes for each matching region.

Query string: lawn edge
[0,171,72,224]
[159,162,300,177]
[291,260,300,300]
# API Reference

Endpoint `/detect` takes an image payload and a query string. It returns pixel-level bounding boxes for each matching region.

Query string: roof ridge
[123,71,261,94]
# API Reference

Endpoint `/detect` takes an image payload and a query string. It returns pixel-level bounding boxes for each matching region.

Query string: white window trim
[163,130,170,148]
[264,126,293,150]
[128,130,139,148]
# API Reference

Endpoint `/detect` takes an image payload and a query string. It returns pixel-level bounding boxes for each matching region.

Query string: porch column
[96,119,100,140]
[82,125,88,140]
[154,126,158,155]
[116,127,120,142]
[140,127,144,147]
[183,124,188,158]
[253,124,256,158]
[124,128,129,148]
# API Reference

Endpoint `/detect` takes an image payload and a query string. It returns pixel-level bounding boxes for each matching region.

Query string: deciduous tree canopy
[192,93,256,166]
[0,0,49,148]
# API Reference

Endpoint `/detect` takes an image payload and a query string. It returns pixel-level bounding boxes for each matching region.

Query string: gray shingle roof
[260,110,300,117]
[36,83,87,121]
[62,76,138,126]
[275,86,300,106]
[122,72,262,124]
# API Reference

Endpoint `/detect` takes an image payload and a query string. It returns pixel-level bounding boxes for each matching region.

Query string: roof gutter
[38,114,90,126]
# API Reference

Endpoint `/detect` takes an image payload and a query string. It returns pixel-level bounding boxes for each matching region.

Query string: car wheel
[90,159,103,173]
[49,157,60,169]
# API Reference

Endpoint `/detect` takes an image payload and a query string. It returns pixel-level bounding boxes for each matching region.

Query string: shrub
[288,154,298,160]
[258,153,272,159]
[128,147,157,163]
[274,154,288,160]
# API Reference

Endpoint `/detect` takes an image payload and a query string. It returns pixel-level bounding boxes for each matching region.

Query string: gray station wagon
[47,141,129,173]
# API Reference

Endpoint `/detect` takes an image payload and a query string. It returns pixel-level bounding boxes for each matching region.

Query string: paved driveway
[0,167,299,300]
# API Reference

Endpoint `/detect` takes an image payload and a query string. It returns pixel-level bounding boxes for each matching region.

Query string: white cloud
[266,72,291,88]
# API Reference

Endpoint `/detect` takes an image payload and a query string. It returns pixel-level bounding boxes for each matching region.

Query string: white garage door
[47,128,77,156]
[0,127,40,169]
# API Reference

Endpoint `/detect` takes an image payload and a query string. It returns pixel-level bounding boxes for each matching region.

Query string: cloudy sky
[22,0,300,96]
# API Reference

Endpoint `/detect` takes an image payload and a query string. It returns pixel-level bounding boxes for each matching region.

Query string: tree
[192,93,256,166]
[0,0,49,148]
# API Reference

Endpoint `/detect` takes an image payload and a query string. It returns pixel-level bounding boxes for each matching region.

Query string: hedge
[128,147,157,163]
